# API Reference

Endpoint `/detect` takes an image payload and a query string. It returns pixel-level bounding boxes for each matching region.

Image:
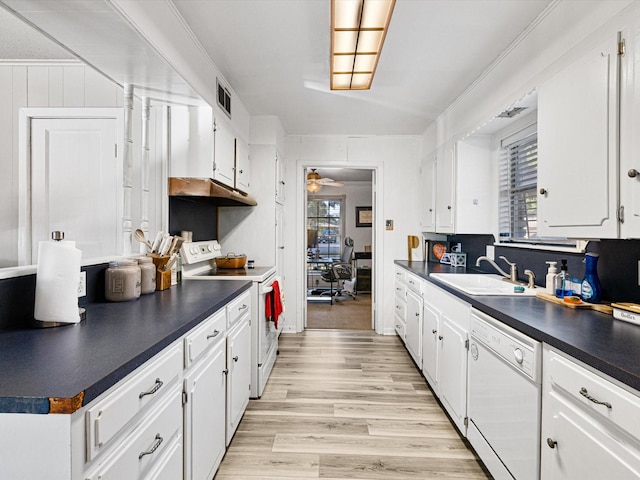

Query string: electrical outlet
[78,271,87,297]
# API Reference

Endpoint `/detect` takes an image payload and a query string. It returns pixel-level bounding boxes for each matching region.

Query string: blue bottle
[580,253,602,303]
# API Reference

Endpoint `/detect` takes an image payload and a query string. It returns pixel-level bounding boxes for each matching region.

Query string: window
[307,197,343,258]
[498,127,538,242]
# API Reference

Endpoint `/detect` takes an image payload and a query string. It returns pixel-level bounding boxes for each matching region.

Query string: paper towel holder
[32,231,86,328]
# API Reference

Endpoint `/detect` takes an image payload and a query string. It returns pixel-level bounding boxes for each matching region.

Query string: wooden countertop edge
[49,391,85,414]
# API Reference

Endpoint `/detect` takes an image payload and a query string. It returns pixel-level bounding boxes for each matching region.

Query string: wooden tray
[536,292,613,314]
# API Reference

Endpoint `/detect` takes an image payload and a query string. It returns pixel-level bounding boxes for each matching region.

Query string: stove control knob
[514,348,524,364]
[207,244,213,252]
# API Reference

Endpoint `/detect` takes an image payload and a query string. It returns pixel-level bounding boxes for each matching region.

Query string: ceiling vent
[497,106,527,118]
[217,78,231,118]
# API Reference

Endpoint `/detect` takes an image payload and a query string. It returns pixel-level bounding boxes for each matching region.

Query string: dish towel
[266,280,283,328]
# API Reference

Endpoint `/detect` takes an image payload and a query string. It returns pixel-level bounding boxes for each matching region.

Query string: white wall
[342,181,373,254]
[284,135,422,334]
[0,63,165,267]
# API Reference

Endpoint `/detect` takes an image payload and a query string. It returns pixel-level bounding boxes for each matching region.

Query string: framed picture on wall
[355,206,372,227]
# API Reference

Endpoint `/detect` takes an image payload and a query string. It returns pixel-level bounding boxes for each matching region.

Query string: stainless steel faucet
[476,255,519,283]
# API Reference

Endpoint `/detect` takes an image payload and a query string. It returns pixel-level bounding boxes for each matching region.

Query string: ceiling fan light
[307,182,322,193]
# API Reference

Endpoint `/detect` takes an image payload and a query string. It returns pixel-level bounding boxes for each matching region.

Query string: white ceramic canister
[105,260,141,301]
[138,256,156,294]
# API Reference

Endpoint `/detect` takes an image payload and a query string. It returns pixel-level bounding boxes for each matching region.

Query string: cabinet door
[213,116,236,188]
[184,344,226,480]
[541,390,640,479]
[405,289,422,367]
[226,318,251,445]
[276,203,285,279]
[422,301,439,391]
[438,314,468,435]
[235,138,251,193]
[168,106,213,178]
[420,155,436,231]
[275,151,286,204]
[538,34,620,238]
[435,145,455,233]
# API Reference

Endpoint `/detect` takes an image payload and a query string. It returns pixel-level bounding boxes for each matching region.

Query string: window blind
[499,132,538,241]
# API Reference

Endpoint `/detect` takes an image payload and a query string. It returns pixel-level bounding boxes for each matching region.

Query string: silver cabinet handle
[233,355,239,362]
[207,329,220,339]
[539,188,547,195]
[139,434,163,459]
[438,335,443,340]
[579,387,612,409]
[139,378,163,399]
[629,169,639,178]
[415,312,420,317]
[546,438,557,449]
[223,368,229,375]
[432,329,437,334]
[239,304,248,311]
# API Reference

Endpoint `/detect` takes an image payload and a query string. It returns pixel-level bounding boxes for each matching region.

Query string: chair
[321,237,356,301]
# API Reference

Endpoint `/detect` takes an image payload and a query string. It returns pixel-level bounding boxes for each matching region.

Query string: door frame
[296,160,383,334]
[18,108,124,265]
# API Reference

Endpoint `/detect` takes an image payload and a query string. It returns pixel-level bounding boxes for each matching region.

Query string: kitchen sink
[429,273,539,296]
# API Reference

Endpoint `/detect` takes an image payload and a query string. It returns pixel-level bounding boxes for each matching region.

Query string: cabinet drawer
[227,290,251,328]
[394,282,407,299]
[394,296,406,319]
[395,268,406,283]
[406,274,423,295]
[394,314,406,341]
[547,349,640,441]
[86,385,183,480]
[184,309,226,367]
[86,344,183,461]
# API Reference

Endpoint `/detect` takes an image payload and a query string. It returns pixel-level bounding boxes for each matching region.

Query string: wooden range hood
[168,178,257,207]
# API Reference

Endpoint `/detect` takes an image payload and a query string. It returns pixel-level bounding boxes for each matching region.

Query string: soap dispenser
[580,252,602,303]
[555,259,572,298]
[545,261,558,295]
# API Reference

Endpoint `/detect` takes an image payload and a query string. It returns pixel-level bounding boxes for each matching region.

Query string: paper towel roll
[34,240,82,324]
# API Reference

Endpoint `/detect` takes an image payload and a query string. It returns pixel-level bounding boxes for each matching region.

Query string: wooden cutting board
[536,292,613,314]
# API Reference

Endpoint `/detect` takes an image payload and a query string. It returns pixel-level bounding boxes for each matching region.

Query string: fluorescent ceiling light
[331,0,395,90]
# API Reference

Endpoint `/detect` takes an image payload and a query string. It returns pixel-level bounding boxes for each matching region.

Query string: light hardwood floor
[215,330,492,479]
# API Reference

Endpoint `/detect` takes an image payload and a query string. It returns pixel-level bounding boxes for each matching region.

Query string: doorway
[305,167,374,330]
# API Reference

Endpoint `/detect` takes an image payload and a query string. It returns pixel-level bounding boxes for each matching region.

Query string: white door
[30,117,120,262]
[213,116,236,188]
[226,319,251,445]
[184,344,226,480]
[537,34,619,238]
[420,155,436,231]
[422,301,439,391]
[438,314,468,435]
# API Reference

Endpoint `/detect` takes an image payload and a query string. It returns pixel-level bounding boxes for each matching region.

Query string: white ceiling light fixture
[307,169,344,193]
[331,0,396,91]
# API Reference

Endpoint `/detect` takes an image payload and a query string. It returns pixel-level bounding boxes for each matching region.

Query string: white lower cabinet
[85,385,183,480]
[405,288,423,367]
[415,280,470,436]
[0,291,254,480]
[183,338,227,480]
[226,315,251,445]
[542,347,640,479]
[394,268,407,342]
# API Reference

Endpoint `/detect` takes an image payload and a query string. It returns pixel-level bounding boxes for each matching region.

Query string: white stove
[181,240,281,398]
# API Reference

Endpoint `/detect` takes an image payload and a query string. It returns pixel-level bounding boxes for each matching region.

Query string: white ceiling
[171,0,552,135]
[0,0,552,136]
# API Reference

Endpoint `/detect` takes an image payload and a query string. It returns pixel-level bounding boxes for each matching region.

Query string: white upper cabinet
[169,106,251,193]
[421,138,491,234]
[213,115,236,188]
[235,136,250,193]
[538,33,620,238]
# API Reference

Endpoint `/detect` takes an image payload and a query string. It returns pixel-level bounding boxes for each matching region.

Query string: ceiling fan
[306,169,344,193]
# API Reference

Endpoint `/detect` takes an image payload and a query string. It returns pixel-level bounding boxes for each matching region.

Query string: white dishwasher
[467,308,542,480]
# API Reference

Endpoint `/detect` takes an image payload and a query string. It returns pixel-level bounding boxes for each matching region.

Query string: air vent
[217,79,231,118]
[497,106,527,118]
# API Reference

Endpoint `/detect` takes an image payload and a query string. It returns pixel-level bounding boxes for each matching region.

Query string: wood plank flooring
[215,330,492,480]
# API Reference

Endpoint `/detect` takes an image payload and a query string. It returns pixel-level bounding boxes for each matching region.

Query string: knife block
[150,254,172,291]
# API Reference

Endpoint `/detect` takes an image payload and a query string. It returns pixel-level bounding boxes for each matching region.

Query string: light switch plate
[385,219,394,230]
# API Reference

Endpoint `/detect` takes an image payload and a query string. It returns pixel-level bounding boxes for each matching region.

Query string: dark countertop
[396,260,640,392]
[0,280,252,414]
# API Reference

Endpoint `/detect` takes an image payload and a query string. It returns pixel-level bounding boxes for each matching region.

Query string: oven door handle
[261,276,281,295]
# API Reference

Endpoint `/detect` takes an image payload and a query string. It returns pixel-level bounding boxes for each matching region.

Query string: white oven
[467,308,542,480]
[181,240,283,398]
